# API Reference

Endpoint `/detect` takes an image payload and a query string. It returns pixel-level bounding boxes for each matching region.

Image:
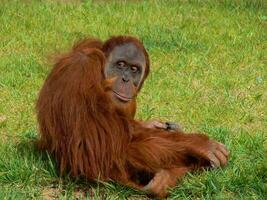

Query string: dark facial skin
[105,43,146,103]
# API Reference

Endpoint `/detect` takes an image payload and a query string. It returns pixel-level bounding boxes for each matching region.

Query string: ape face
[104,43,146,103]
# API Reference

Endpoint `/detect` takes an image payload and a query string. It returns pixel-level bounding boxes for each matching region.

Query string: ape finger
[214,150,228,167]
[152,120,168,129]
[165,121,183,132]
[217,142,230,158]
[207,152,221,168]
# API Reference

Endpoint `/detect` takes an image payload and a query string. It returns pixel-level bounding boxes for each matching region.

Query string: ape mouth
[113,90,132,102]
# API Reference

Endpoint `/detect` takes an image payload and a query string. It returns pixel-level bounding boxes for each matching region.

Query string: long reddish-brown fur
[36,37,226,198]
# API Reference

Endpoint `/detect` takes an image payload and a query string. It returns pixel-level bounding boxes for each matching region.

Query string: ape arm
[127,128,228,172]
[125,126,229,197]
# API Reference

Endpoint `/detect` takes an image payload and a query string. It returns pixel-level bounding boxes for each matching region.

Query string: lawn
[0,0,266,199]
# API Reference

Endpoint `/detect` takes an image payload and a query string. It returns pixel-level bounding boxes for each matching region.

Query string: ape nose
[122,76,129,82]
[122,71,130,82]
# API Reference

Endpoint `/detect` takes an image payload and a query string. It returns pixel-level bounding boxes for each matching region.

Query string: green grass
[0,0,266,199]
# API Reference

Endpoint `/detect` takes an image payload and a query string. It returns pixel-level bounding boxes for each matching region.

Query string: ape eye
[117,61,126,68]
[131,66,139,73]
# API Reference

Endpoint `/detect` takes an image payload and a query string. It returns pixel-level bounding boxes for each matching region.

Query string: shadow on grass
[2,131,144,199]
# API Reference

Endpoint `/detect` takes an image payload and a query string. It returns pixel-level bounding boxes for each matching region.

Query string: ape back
[36,42,131,180]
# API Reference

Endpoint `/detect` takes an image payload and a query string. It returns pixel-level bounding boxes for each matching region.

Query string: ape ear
[71,38,106,81]
[76,48,106,85]
[49,46,106,93]
[81,48,106,66]
[72,38,103,52]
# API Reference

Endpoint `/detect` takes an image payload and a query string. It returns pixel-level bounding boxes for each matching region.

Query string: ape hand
[142,120,183,132]
[195,140,229,168]
[207,140,229,168]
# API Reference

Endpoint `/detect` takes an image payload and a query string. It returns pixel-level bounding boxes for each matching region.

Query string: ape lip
[113,90,132,102]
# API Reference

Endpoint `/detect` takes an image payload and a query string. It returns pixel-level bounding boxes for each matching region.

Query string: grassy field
[0,0,266,199]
